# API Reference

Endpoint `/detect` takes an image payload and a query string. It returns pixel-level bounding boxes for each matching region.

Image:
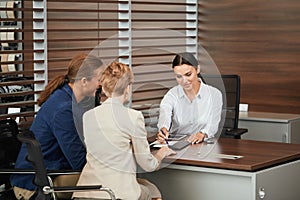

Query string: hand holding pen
[161,129,169,145]
[157,128,169,144]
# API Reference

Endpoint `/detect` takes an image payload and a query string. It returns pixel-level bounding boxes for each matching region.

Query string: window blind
[1,0,198,132]
[45,0,123,79]
[0,0,43,130]
[130,0,198,135]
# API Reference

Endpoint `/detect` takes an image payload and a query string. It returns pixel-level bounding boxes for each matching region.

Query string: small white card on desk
[214,153,243,160]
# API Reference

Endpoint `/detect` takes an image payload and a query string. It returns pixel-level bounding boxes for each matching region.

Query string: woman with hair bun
[74,61,175,200]
[157,52,223,145]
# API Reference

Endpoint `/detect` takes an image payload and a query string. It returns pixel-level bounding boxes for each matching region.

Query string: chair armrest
[0,168,35,174]
[0,169,81,176]
[48,185,102,193]
[47,169,81,176]
[43,185,117,200]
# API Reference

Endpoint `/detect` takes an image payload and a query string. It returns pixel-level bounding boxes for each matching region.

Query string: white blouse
[158,80,223,138]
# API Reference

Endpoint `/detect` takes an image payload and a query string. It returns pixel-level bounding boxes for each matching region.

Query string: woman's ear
[197,65,200,74]
[124,84,132,99]
[81,77,88,86]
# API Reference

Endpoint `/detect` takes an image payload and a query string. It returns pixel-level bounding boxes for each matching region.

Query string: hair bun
[110,64,122,77]
[111,69,119,76]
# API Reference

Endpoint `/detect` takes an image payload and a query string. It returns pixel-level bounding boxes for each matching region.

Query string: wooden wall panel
[22,0,300,114]
[198,0,300,114]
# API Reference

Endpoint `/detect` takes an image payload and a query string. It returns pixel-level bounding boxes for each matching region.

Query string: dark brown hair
[172,52,198,70]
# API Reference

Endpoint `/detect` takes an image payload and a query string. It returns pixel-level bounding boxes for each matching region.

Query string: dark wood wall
[198,0,300,114]
[22,1,300,114]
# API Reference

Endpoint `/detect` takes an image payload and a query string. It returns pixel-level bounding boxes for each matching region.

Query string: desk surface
[164,138,300,171]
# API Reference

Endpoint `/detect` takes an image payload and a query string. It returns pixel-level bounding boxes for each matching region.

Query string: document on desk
[150,140,177,148]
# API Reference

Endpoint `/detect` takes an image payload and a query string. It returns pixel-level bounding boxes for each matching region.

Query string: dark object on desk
[167,134,188,141]
[17,131,117,200]
[201,74,248,139]
[170,139,191,150]
[0,119,21,193]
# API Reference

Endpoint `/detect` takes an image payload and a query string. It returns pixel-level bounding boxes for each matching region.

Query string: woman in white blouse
[157,52,223,144]
[73,61,175,200]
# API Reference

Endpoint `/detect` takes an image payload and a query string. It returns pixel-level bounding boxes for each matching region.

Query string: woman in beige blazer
[73,61,175,200]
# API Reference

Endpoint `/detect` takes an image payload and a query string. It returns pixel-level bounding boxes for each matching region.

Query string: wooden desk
[142,138,300,200]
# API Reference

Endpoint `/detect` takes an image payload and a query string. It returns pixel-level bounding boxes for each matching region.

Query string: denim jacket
[11,84,87,190]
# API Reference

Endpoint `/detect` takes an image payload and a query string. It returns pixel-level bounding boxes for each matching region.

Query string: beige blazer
[73,98,159,200]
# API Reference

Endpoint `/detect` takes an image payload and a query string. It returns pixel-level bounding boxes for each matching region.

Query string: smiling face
[174,64,200,92]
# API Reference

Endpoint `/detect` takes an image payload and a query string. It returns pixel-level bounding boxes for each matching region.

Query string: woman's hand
[187,132,207,144]
[155,146,176,160]
[160,146,176,157]
[156,128,169,144]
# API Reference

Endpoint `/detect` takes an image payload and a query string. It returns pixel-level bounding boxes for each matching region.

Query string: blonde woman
[73,62,175,200]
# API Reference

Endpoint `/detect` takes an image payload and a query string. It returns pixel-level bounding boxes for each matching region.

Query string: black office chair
[201,74,248,139]
[17,131,117,200]
[0,118,21,198]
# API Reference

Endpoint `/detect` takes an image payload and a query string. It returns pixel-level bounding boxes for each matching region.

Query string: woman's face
[84,67,103,97]
[173,64,199,91]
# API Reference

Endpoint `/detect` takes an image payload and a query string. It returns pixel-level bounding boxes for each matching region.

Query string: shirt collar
[103,97,124,106]
[61,83,73,98]
[62,83,80,106]
[197,78,205,99]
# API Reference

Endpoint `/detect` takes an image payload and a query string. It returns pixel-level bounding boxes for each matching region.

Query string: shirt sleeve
[52,107,86,170]
[132,112,159,172]
[201,87,223,138]
[157,91,174,131]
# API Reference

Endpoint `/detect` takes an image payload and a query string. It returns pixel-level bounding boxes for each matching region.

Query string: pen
[161,129,169,145]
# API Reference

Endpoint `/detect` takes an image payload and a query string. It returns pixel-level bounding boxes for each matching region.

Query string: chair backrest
[0,119,21,188]
[201,74,241,137]
[17,131,51,200]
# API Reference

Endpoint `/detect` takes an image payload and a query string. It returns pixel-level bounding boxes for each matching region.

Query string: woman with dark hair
[157,52,223,144]
[11,53,104,200]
